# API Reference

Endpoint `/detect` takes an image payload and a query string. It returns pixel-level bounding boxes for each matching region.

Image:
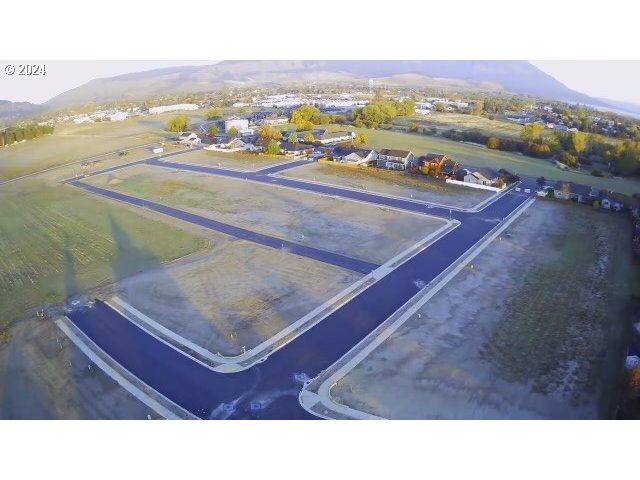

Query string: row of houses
[537,180,640,215]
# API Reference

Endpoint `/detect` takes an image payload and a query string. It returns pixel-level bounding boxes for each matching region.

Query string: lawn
[0,178,207,333]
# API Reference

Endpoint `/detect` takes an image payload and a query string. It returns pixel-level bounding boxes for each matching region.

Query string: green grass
[352,127,640,195]
[397,112,526,139]
[0,179,207,332]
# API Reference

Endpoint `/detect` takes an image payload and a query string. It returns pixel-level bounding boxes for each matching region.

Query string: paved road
[67,184,533,419]
[69,180,379,274]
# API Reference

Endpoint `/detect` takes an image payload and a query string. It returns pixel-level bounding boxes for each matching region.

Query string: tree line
[0,124,54,147]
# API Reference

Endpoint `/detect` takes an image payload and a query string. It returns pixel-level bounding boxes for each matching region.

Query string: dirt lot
[171,149,294,171]
[280,162,492,209]
[331,200,632,419]
[0,315,156,419]
[114,239,362,356]
[86,164,447,265]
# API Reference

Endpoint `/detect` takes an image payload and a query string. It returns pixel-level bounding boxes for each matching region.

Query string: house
[205,137,250,152]
[599,190,640,214]
[553,181,592,202]
[463,168,500,186]
[331,147,377,165]
[262,115,289,126]
[109,111,128,122]
[295,129,356,145]
[149,104,198,114]
[418,153,458,177]
[376,149,415,170]
[178,132,201,146]
[224,117,249,132]
[280,142,313,157]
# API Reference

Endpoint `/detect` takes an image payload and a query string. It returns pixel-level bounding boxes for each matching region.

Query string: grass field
[397,112,526,139]
[0,111,205,182]
[0,179,207,333]
[352,127,640,195]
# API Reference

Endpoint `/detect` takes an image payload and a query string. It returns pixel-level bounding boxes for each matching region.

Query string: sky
[1,60,639,106]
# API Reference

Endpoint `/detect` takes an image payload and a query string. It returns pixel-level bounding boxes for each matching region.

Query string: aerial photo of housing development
[1,60,640,420]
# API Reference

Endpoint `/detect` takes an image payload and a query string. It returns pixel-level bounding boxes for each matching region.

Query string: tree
[205,107,222,119]
[409,123,419,133]
[291,105,322,129]
[559,151,578,167]
[354,132,367,145]
[303,133,315,143]
[495,178,506,188]
[486,137,501,149]
[258,125,283,141]
[227,126,238,137]
[167,115,189,133]
[207,124,218,137]
[571,131,588,155]
[470,100,484,116]
[537,176,546,188]
[434,102,447,112]
[265,139,281,155]
[520,123,543,142]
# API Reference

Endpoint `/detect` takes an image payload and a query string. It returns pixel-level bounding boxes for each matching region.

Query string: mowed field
[85,164,447,264]
[0,178,207,334]
[172,149,295,171]
[398,112,526,139]
[330,200,633,419]
[323,126,640,195]
[280,162,492,209]
[0,111,204,182]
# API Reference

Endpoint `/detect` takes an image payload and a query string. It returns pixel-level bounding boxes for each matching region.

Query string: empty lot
[280,162,492,209]
[169,149,295,171]
[85,164,447,265]
[330,200,632,419]
[115,239,362,356]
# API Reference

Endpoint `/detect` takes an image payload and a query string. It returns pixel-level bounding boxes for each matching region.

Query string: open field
[171,148,295,171]
[0,179,207,334]
[280,162,492,209]
[398,112,526,138]
[0,111,203,181]
[0,315,156,419]
[348,127,640,195]
[115,240,362,355]
[85,164,447,264]
[331,200,633,419]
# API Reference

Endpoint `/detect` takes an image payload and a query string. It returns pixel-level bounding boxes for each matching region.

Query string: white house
[73,115,93,124]
[463,168,500,186]
[109,112,128,122]
[224,118,249,132]
[333,147,377,165]
[376,149,415,170]
[178,132,201,146]
[149,104,199,114]
[205,137,250,152]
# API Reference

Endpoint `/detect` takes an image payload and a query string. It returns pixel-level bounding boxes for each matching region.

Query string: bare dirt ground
[279,162,492,209]
[171,149,295,171]
[0,316,156,419]
[331,200,632,419]
[86,164,447,265]
[112,239,362,356]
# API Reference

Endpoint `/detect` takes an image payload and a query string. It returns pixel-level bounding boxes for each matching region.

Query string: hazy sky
[1,60,639,105]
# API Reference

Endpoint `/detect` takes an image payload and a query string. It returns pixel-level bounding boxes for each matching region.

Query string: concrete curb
[300,195,536,419]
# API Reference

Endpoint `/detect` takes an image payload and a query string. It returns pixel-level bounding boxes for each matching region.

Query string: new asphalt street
[66,152,534,419]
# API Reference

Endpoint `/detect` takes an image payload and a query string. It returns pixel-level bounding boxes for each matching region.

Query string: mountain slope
[44,60,613,110]
[0,100,48,125]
